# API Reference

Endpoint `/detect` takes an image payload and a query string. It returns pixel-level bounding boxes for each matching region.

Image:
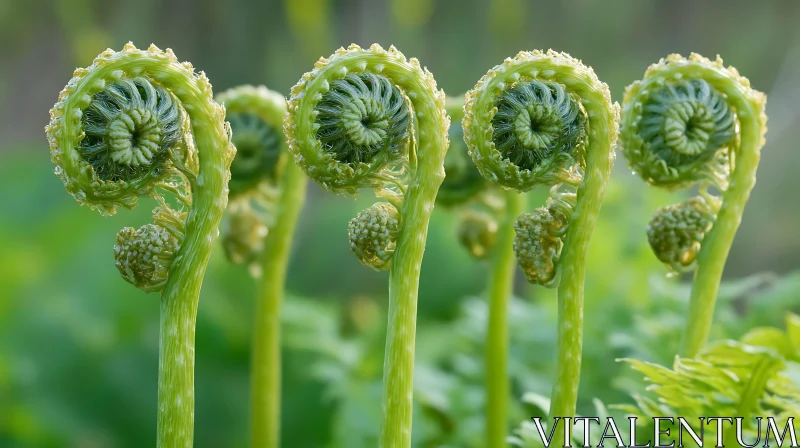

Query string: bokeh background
[1,0,799,446]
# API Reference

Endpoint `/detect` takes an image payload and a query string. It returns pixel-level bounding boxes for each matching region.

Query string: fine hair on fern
[284,43,449,447]
[46,43,235,446]
[617,314,800,447]
[216,85,309,448]
[620,54,768,358]
[462,50,619,447]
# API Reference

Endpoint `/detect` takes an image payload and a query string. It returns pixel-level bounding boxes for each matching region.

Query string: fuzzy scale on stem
[285,44,449,447]
[620,54,767,358]
[47,43,234,447]
[463,50,618,446]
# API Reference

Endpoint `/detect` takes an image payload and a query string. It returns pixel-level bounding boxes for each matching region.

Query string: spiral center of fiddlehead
[79,78,181,182]
[491,80,587,171]
[315,73,410,165]
[227,111,282,192]
[640,79,735,162]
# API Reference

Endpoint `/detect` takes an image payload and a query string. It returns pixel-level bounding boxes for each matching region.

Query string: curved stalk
[619,54,767,358]
[47,43,234,447]
[285,44,449,447]
[463,51,619,445]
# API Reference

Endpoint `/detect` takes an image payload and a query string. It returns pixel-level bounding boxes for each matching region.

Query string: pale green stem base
[157,286,200,447]
[250,160,308,448]
[485,190,524,448]
[379,180,443,447]
[157,172,226,447]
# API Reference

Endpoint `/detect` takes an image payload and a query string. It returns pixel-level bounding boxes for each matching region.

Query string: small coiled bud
[227,111,281,195]
[347,202,400,271]
[647,195,721,274]
[513,207,568,287]
[457,210,498,259]
[221,204,268,267]
[114,223,180,292]
[217,85,286,198]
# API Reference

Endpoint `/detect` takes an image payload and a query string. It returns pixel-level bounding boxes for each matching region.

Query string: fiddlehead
[620,54,767,357]
[215,85,309,448]
[216,85,286,270]
[218,85,286,198]
[46,43,234,447]
[285,44,448,448]
[463,50,618,446]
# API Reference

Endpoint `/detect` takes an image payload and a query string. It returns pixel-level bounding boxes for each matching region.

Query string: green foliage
[616,316,800,445]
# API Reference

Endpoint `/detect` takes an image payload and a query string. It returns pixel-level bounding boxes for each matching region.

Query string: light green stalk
[447,95,523,447]
[216,85,306,448]
[485,190,524,447]
[250,160,307,447]
[619,54,767,358]
[677,68,766,358]
[463,51,619,445]
[548,94,615,425]
[285,44,449,448]
[47,43,234,447]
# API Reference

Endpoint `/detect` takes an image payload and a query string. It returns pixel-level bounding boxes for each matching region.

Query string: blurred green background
[1,0,799,446]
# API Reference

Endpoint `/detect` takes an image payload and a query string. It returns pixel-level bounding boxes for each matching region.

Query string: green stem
[284,45,448,447]
[157,100,230,446]
[675,70,765,358]
[485,190,524,448]
[680,150,760,358]
[548,91,615,443]
[381,177,444,447]
[250,160,308,447]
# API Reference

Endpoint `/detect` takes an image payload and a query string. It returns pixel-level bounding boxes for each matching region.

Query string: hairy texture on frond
[620,53,766,190]
[623,79,735,189]
[617,318,800,444]
[285,43,448,197]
